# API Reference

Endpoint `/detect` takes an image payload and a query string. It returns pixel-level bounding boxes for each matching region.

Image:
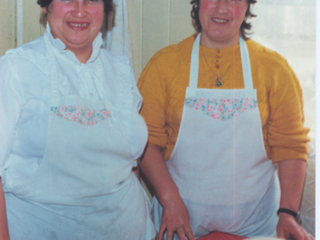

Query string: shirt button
[216,65,220,69]
[217,49,221,54]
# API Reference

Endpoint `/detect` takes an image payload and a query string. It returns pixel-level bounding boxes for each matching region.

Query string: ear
[42,7,48,14]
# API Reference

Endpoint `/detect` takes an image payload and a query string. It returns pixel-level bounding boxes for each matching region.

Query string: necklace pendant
[216,78,222,86]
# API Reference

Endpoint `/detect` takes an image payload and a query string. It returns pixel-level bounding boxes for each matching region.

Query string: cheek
[199,0,213,25]
[91,9,104,26]
[48,3,69,19]
[199,0,212,15]
[232,5,248,21]
[229,10,245,27]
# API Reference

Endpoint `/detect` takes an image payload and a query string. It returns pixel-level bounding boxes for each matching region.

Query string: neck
[66,46,93,64]
[200,33,241,49]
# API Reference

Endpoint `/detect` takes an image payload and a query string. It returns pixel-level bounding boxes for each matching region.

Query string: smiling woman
[39,0,109,62]
[198,0,248,48]
[137,0,314,239]
[0,0,156,239]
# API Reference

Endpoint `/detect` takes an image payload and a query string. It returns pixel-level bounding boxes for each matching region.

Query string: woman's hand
[277,213,314,240]
[0,180,10,240]
[277,159,314,240]
[158,195,194,240]
[139,144,195,240]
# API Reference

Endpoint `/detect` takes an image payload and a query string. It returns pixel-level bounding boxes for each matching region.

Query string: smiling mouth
[69,23,89,28]
[212,18,228,23]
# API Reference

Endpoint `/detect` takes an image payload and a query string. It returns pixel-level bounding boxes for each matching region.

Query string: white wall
[127,0,195,79]
[0,0,45,56]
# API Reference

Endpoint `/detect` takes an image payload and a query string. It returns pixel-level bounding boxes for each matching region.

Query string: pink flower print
[225,99,231,104]
[51,105,112,126]
[102,109,111,119]
[185,97,258,121]
[86,111,93,119]
[210,113,220,120]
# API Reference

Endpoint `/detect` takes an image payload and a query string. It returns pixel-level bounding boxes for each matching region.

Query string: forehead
[198,0,249,4]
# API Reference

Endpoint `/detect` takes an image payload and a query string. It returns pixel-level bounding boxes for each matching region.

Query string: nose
[215,0,228,14]
[71,0,87,18]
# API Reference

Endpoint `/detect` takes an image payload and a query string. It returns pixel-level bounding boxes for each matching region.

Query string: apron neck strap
[189,34,201,89]
[189,33,253,90]
[239,37,253,89]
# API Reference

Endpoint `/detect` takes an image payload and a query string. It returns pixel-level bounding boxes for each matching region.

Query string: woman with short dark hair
[190,0,257,39]
[138,0,313,239]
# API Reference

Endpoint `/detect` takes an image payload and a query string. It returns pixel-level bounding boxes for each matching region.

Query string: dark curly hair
[190,0,257,40]
[37,0,114,29]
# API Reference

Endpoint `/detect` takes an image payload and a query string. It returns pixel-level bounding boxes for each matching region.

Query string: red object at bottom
[197,231,248,240]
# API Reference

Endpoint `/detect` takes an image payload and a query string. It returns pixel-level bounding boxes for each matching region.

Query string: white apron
[152,34,280,239]
[5,34,156,240]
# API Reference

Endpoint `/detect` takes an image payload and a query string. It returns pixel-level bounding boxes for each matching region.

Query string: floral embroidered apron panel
[152,34,280,239]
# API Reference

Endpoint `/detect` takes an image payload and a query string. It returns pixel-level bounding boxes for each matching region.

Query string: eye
[229,0,242,4]
[86,0,103,3]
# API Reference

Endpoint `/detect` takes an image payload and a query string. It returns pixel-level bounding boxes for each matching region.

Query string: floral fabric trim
[51,105,111,126]
[185,97,258,120]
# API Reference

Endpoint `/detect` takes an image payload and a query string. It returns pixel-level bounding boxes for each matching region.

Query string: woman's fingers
[166,228,174,240]
[158,222,166,240]
[277,214,314,240]
[290,228,315,240]
[157,218,195,240]
[185,225,195,240]
[177,225,195,240]
[158,226,195,240]
[157,193,195,240]
[176,227,187,240]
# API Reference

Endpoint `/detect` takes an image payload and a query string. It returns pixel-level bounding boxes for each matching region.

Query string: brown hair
[190,0,257,40]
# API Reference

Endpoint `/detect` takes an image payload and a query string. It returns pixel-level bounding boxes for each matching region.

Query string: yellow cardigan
[138,34,309,163]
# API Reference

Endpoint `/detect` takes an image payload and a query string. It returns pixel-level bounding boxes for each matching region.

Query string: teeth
[212,18,227,23]
[70,23,88,27]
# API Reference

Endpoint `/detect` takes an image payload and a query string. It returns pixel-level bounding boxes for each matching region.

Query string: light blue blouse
[0,24,148,192]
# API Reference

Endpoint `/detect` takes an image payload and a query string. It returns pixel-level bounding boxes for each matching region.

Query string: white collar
[45,22,103,64]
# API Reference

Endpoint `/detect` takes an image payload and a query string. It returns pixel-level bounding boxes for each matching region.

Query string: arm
[0,54,28,240]
[276,159,314,240]
[139,144,195,240]
[0,180,10,240]
[133,166,140,179]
